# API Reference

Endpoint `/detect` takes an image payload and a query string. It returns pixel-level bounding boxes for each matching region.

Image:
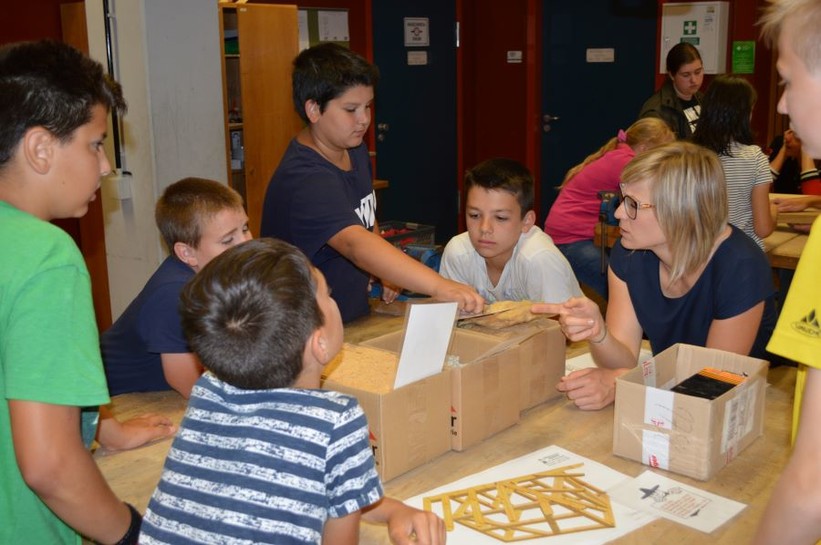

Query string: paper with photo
[405,445,656,544]
[608,470,746,533]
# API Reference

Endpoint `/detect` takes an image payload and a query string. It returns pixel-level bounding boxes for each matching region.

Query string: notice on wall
[317,10,349,42]
[404,17,430,47]
[586,48,615,63]
[732,40,755,74]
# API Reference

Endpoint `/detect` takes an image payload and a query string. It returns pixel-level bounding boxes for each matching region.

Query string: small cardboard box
[364,328,522,451]
[458,318,566,412]
[322,343,452,482]
[613,343,768,481]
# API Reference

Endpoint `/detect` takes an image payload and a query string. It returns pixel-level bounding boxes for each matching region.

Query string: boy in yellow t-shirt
[754,1,821,543]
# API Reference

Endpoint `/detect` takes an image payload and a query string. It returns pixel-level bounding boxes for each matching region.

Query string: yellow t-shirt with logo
[767,216,821,442]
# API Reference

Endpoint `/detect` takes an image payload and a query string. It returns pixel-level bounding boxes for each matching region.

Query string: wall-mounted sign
[404,17,430,47]
[506,50,523,64]
[586,48,615,63]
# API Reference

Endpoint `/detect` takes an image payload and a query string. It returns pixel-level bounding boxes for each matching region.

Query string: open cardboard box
[613,343,768,481]
[322,302,457,482]
[363,327,523,451]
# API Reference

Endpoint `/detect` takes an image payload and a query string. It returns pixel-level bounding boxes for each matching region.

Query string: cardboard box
[613,343,768,481]
[458,318,566,412]
[322,343,452,482]
[364,328,522,451]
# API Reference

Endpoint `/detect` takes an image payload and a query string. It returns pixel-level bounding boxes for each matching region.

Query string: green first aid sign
[683,20,697,35]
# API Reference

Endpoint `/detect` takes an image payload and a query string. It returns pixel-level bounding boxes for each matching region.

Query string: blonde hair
[620,142,728,285]
[560,118,674,188]
[760,0,821,75]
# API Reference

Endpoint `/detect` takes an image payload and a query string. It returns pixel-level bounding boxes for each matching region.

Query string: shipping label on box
[613,344,768,481]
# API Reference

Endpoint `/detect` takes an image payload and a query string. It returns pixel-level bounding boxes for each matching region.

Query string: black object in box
[379,221,435,249]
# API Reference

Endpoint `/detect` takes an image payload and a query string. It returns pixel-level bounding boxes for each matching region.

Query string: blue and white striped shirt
[140,372,383,544]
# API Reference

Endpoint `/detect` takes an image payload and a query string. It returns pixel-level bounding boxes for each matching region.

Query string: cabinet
[219,3,303,235]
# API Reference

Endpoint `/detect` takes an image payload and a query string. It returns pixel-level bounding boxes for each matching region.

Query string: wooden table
[94,314,796,544]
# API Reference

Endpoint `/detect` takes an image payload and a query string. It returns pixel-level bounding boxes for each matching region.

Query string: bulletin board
[298,8,349,51]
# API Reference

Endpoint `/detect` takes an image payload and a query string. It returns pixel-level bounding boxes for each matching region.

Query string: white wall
[85,0,226,319]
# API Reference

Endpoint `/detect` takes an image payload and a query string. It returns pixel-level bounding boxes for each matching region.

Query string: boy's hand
[386,505,446,545]
[381,281,402,304]
[434,279,484,314]
[97,413,176,452]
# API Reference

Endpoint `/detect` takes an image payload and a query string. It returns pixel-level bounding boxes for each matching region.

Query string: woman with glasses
[533,142,777,410]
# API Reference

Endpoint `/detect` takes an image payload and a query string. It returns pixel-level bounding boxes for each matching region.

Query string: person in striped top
[140,238,445,545]
[692,75,777,250]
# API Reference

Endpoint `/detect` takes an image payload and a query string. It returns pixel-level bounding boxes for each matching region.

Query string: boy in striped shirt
[140,238,444,545]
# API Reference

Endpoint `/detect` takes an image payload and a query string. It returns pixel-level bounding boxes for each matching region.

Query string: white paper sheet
[405,445,656,544]
[393,302,458,389]
[608,470,746,533]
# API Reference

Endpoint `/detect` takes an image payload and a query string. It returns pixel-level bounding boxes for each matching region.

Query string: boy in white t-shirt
[440,158,582,303]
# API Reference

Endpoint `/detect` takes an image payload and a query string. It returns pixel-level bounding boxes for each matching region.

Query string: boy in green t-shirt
[0,40,154,544]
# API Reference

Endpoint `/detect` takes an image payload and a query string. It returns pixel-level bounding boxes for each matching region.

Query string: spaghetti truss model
[423,463,615,542]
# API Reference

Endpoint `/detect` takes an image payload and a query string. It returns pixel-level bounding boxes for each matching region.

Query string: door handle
[543,114,559,133]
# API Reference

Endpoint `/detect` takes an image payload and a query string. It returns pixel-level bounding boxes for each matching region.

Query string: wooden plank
[777,210,820,225]
[769,234,808,270]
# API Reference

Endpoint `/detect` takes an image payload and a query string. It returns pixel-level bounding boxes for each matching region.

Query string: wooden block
[777,210,820,224]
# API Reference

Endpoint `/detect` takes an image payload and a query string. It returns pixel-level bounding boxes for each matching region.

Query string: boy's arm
[328,225,484,313]
[161,352,204,398]
[9,400,134,544]
[753,367,821,545]
[362,497,446,545]
[321,511,361,545]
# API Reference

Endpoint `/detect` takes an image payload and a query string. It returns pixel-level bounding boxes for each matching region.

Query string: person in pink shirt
[544,118,673,298]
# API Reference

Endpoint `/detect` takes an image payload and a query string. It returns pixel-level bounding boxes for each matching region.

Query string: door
[541,0,657,218]
[459,0,541,223]
[371,2,459,243]
[231,4,302,236]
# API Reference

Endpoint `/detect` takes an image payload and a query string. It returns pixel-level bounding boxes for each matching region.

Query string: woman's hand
[556,367,630,410]
[531,297,604,343]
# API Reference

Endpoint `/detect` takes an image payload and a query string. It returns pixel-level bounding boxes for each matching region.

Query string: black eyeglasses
[621,194,655,220]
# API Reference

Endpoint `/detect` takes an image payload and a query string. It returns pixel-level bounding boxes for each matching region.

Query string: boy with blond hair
[102,177,251,398]
[755,1,821,543]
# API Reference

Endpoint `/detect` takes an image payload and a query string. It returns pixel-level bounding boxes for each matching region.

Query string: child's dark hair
[155,177,245,250]
[180,238,323,390]
[0,40,126,169]
[666,42,702,74]
[465,158,534,217]
[691,74,756,156]
[292,43,380,124]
